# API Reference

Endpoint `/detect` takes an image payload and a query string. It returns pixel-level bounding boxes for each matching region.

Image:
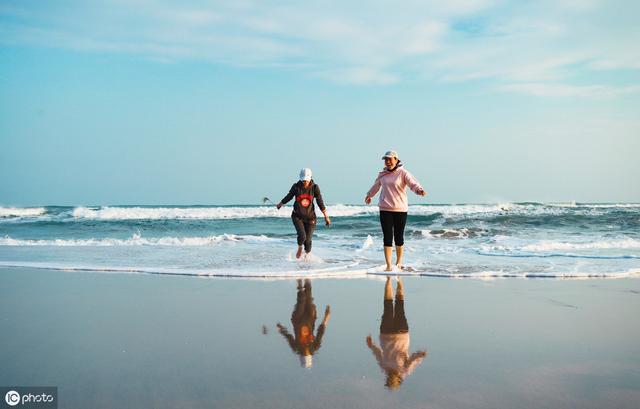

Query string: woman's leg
[380,211,394,271]
[384,247,393,271]
[292,215,306,258]
[393,212,408,267]
[303,220,316,253]
[396,276,404,300]
[292,285,306,322]
[385,276,393,300]
[396,246,404,268]
[380,277,394,333]
[302,280,314,317]
[393,278,409,332]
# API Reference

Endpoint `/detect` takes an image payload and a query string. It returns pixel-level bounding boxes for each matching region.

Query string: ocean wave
[71,206,285,220]
[357,235,374,252]
[1,203,636,222]
[520,238,640,251]
[0,233,278,246]
[326,204,378,217]
[424,203,640,220]
[66,203,578,220]
[0,207,47,218]
[419,228,488,239]
[483,238,640,253]
[71,205,383,220]
[574,203,640,209]
[476,251,639,260]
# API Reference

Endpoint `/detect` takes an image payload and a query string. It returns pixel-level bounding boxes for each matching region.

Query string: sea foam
[0,233,278,246]
[520,238,640,251]
[0,207,47,218]
[65,203,566,220]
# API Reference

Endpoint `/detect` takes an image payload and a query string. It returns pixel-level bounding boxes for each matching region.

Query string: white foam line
[2,262,638,281]
[418,269,640,280]
[0,261,367,279]
[520,238,640,251]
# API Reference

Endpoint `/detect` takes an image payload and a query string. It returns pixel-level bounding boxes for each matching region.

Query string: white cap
[299,168,312,181]
[381,150,399,160]
[300,354,313,368]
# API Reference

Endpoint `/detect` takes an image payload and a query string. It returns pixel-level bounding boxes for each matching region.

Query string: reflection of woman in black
[366,277,426,390]
[277,279,331,368]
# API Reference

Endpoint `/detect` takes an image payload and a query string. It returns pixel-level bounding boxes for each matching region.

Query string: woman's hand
[323,305,331,325]
[365,196,372,205]
[416,188,426,197]
[276,202,283,209]
[322,210,331,226]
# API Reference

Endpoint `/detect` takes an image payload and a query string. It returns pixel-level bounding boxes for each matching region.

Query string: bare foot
[296,246,303,259]
[385,265,393,272]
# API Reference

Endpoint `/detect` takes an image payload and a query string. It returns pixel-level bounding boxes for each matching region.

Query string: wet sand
[1,267,639,409]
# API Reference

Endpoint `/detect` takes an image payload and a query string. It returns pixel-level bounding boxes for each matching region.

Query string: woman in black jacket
[277,168,331,258]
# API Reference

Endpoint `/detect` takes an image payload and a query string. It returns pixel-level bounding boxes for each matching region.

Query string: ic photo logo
[2,388,57,408]
[5,391,20,406]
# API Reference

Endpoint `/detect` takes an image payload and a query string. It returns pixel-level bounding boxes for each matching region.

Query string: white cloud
[314,67,398,85]
[499,83,640,98]
[588,59,640,71]
[0,0,639,92]
[400,22,447,55]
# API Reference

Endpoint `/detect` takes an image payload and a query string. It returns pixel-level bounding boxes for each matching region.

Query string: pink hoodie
[367,165,424,212]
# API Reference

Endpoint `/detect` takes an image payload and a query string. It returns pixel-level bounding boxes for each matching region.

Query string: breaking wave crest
[71,206,285,220]
[0,233,277,246]
[70,205,380,220]
[482,238,640,253]
[1,203,637,221]
[66,203,640,220]
[520,238,640,251]
[0,207,47,218]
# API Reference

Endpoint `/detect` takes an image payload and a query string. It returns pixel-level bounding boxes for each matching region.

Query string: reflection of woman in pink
[277,279,331,368]
[366,277,427,390]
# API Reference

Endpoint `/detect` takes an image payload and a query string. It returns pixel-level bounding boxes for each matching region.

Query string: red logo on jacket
[296,194,313,208]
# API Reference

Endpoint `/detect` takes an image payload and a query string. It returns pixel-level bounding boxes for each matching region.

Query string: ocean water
[1,203,639,279]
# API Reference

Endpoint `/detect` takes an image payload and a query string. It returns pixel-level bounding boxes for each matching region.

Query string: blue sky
[1,0,639,205]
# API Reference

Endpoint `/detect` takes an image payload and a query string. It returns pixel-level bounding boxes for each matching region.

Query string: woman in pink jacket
[365,150,426,271]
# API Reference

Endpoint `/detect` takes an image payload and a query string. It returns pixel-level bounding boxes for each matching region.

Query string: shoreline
[2,267,639,408]
[2,264,640,280]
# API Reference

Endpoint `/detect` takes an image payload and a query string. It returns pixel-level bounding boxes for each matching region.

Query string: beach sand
[1,268,639,408]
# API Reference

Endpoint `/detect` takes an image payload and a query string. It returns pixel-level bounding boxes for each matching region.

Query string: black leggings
[380,299,409,334]
[292,215,317,252]
[379,211,408,247]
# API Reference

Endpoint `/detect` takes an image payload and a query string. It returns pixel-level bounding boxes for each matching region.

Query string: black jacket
[280,180,326,220]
